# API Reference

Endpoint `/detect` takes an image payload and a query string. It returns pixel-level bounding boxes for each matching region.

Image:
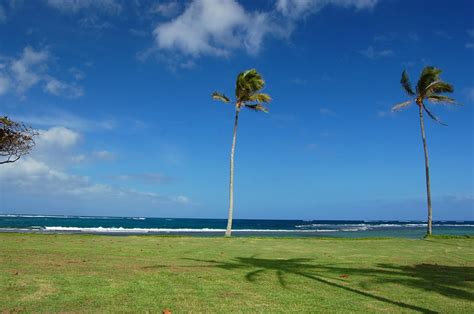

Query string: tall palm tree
[392,66,457,236]
[212,69,271,237]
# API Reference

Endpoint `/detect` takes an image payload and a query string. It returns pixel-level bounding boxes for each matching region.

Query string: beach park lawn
[0,234,473,313]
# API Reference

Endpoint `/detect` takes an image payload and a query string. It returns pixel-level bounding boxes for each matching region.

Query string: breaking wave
[294,223,474,230]
[39,226,333,233]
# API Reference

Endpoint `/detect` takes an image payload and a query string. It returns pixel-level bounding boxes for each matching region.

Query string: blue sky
[0,0,473,220]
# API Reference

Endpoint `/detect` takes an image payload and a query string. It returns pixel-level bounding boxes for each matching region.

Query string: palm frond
[235,69,265,101]
[427,95,459,105]
[416,66,442,96]
[391,100,413,112]
[245,104,269,113]
[212,92,231,103]
[426,81,454,96]
[400,70,415,96]
[423,80,441,94]
[423,104,447,126]
[248,93,272,103]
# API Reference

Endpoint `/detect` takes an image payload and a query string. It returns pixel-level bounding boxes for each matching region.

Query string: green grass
[425,234,473,239]
[1,233,473,313]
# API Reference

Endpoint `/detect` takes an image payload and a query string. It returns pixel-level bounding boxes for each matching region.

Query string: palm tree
[392,66,457,236]
[212,69,271,237]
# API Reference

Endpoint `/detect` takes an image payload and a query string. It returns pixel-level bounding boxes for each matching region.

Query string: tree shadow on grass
[182,257,474,313]
[373,263,473,300]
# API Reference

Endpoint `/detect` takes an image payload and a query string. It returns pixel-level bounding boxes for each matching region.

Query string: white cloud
[69,67,85,80]
[0,74,10,95]
[373,33,395,43]
[46,1,120,32]
[112,173,173,184]
[466,29,474,49]
[172,195,190,204]
[46,0,122,14]
[38,127,81,148]
[0,126,81,181]
[1,158,48,178]
[0,156,187,204]
[0,5,6,23]
[44,76,84,98]
[0,156,104,196]
[276,0,378,19]
[78,15,115,30]
[152,0,378,59]
[150,1,181,17]
[0,46,84,98]
[67,182,113,196]
[129,28,148,37]
[359,45,394,59]
[10,47,49,93]
[93,150,115,160]
[434,30,452,40]
[13,110,116,131]
[0,125,188,212]
[153,0,271,57]
[71,154,86,163]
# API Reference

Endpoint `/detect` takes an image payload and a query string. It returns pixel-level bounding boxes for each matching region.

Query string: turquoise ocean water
[0,214,473,238]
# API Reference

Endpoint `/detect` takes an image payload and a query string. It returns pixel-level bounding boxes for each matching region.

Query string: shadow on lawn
[181,257,473,313]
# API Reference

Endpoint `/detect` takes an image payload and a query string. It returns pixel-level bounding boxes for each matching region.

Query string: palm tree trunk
[418,103,433,236]
[225,106,240,237]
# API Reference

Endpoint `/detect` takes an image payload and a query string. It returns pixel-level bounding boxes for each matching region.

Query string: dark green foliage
[392,66,457,124]
[212,68,271,113]
[235,69,265,101]
[423,104,446,126]
[425,234,473,239]
[416,66,442,96]
[212,92,230,103]
[245,104,269,113]
[427,95,457,104]
[400,70,415,96]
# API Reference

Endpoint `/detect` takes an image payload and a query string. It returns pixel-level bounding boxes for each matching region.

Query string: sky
[0,0,473,220]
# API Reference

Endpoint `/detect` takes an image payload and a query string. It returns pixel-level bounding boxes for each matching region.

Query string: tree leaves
[211,69,272,113]
[0,116,37,164]
[391,100,413,112]
[416,66,443,96]
[248,93,271,103]
[427,95,458,105]
[425,81,454,96]
[235,69,266,101]
[423,105,447,126]
[400,70,415,96]
[212,92,231,103]
[396,66,456,125]
[245,104,269,113]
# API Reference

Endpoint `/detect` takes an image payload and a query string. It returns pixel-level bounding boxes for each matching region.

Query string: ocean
[0,214,473,238]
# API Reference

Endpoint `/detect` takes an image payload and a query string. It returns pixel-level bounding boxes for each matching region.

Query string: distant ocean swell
[0,215,473,238]
[39,223,474,233]
[295,223,474,229]
[42,227,327,233]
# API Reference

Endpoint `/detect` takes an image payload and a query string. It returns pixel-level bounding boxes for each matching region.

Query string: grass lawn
[0,233,473,313]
